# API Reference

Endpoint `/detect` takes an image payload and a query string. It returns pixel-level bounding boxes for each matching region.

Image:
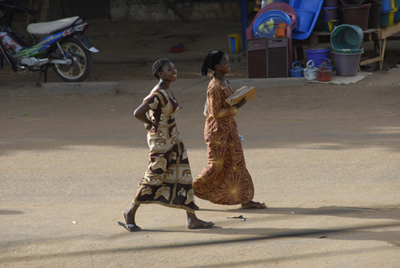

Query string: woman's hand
[134,103,154,130]
[234,97,247,109]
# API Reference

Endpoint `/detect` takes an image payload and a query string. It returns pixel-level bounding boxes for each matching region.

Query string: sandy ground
[1,19,400,267]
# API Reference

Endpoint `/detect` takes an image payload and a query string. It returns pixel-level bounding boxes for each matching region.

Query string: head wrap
[201,50,225,76]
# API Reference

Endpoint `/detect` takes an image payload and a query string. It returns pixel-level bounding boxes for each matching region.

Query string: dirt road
[1,19,400,268]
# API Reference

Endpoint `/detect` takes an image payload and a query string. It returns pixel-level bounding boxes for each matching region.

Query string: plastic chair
[246,2,297,71]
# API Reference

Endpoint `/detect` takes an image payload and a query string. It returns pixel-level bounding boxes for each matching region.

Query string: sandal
[187,221,215,229]
[118,211,141,232]
[241,201,267,209]
[117,221,141,232]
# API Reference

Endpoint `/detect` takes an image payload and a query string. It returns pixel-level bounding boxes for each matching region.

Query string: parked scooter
[0,0,98,86]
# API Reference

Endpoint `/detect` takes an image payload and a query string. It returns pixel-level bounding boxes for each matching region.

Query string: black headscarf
[201,50,225,76]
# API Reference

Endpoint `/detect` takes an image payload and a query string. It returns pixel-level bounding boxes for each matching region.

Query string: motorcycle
[0,0,98,86]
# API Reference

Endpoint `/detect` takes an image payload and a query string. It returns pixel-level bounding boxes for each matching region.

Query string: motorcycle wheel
[52,38,92,82]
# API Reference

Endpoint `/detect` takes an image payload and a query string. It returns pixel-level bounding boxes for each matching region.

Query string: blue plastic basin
[253,10,292,38]
[294,9,315,32]
[331,24,364,50]
[305,49,331,65]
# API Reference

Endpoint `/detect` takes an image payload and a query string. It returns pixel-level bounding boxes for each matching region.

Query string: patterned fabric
[193,76,254,205]
[133,87,197,213]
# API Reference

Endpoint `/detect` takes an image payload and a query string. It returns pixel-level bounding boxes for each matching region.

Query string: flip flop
[241,201,267,209]
[119,211,141,232]
[117,221,141,232]
[187,221,215,230]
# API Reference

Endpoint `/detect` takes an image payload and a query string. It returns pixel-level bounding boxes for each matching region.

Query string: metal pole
[241,0,247,51]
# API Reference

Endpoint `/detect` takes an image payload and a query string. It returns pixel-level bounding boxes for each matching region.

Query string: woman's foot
[241,201,267,209]
[122,210,141,232]
[187,218,215,229]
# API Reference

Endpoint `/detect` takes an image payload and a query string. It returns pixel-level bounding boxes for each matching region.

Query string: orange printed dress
[133,88,197,213]
[193,76,254,205]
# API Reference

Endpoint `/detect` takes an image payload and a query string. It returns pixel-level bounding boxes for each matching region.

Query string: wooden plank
[363,30,379,42]
[380,22,400,39]
[360,57,382,66]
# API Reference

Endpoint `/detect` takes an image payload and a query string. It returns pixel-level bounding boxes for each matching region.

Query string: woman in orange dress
[121,59,214,232]
[193,51,266,209]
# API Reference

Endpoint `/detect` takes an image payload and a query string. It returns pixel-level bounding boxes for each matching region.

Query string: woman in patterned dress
[121,59,214,232]
[193,51,266,209]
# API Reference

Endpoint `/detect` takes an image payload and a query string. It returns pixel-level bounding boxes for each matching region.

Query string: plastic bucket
[325,0,340,7]
[324,19,342,32]
[381,0,395,12]
[340,0,366,4]
[395,0,400,23]
[323,6,341,20]
[342,3,371,31]
[333,47,364,53]
[332,51,363,76]
[294,9,315,33]
[305,49,331,64]
[331,24,364,50]
[380,7,398,28]
[368,1,382,29]
[228,34,240,54]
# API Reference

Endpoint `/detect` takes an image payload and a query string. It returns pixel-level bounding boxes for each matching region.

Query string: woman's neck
[158,80,170,90]
[214,72,225,83]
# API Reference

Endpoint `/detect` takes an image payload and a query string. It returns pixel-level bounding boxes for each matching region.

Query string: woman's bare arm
[134,103,152,130]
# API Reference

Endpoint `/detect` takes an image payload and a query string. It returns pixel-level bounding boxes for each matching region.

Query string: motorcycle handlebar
[0,0,38,15]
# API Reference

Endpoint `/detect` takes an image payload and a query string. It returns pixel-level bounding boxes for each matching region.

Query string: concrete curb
[42,82,119,95]
[230,77,307,89]
[40,78,306,95]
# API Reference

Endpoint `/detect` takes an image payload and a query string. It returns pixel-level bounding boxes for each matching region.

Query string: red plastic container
[317,61,332,81]
[169,46,186,53]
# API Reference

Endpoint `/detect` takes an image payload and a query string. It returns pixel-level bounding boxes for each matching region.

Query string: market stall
[246,0,400,78]
[293,21,400,70]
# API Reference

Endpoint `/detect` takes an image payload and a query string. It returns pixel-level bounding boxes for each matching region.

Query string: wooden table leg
[380,38,387,71]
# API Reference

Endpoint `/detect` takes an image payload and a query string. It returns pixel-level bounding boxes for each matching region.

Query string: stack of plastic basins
[323,0,342,32]
[394,0,400,23]
[366,0,382,29]
[380,0,398,28]
[331,24,364,76]
[340,0,371,31]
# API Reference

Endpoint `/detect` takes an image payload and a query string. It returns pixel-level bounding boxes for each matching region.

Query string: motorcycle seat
[27,16,83,35]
